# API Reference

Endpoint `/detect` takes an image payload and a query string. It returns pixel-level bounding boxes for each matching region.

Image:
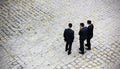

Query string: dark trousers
[86,37,92,49]
[80,39,85,53]
[66,42,72,53]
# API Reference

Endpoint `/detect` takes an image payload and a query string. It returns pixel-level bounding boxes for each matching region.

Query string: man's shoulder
[70,29,74,33]
[81,27,88,32]
[64,28,70,32]
[88,24,93,29]
[84,27,88,28]
[71,29,74,31]
[65,28,69,31]
[91,24,94,28]
[67,28,74,33]
[83,27,88,30]
[89,24,94,27]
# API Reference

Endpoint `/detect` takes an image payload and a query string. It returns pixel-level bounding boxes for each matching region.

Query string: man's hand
[64,39,66,42]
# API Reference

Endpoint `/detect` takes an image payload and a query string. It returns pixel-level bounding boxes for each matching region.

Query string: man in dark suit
[85,20,94,50]
[63,23,74,55]
[79,23,88,54]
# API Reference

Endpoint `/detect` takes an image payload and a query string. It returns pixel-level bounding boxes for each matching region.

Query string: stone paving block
[0,0,120,69]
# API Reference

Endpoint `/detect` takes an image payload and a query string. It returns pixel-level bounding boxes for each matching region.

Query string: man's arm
[63,29,66,37]
[79,30,81,35]
[63,29,66,41]
[72,31,74,42]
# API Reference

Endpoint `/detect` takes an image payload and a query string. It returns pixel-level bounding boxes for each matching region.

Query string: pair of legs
[86,37,92,50]
[65,42,72,55]
[79,39,85,54]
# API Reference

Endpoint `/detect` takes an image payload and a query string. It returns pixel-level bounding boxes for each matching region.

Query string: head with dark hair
[80,23,84,29]
[87,20,91,24]
[80,23,84,27]
[68,23,72,28]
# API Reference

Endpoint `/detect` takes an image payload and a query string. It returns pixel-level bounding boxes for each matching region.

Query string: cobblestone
[0,0,120,69]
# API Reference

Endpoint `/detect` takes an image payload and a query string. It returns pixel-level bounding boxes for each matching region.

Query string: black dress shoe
[65,49,68,51]
[68,52,71,55]
[79,52,84,55]
[79,48,81,50]
[85,44,88,46]
[86,48,91,50]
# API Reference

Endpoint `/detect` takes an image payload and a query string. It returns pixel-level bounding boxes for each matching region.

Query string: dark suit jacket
[64,28,74,43]
[88,24,94,38]
[79,27,88,40]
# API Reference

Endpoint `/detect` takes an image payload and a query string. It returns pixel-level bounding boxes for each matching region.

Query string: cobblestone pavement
[0,0,120,69]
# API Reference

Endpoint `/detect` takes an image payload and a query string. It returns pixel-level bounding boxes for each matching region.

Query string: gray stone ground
[0,0,120,69]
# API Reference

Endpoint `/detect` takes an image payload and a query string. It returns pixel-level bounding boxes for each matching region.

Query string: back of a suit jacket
[64,28,74,43]
[79,27,88,40]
